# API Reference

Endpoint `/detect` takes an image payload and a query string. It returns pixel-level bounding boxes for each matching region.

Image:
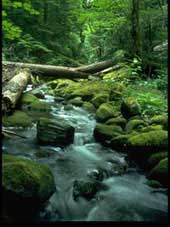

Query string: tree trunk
[131,0,141,56]
[3,59,116,77]
[76,59,115,73]
[2,61,89,79]
[2,70,31,113]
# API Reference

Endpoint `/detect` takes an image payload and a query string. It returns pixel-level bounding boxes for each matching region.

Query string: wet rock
[68,97,84,106]
[82,102,96,114]
[121,97,141,119]
[146,180,163,189]
[73,179,108,201]
[146,152,168,171]
[94,124,123,145]
[2,154,55,218]
[2,110,33,128]
[37,117,75,147]
[147,158,168,187]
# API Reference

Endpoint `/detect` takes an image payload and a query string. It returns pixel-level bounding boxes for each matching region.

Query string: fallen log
[2,70,31,113]
[2,59,116,78]
[93,64,121,77]
[3,61,89,79]
[76,59,115,73]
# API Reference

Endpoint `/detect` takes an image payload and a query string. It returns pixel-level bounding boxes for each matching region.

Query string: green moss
[109,82,125,100]
[28,100,50,112]
[125,119,147,133]
[68,97,84,106]
[82,102,96,113]
[21,93,39,105]
[140,125,163,133]
[146,180,162,188]
[2,154,55,200]
[105,117,127,129]
[121,97,141,119]
[147,152,168,169]
[94,124,123,143]
[128,130,168,148]
[150,115,168,130]
[96,102,120,122]
[2,111,33,127]
[148,158,168,187]
[91,94,109,108]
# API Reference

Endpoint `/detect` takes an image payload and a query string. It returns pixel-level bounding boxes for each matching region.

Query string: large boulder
[94,124,123,145]
[91,94,110,108]
[121,97,141,119]
[147,158,168,187]
[37,117,75,147]
[150,114,168,130]
[96,102,120,122]
[105,117,127,129]
[2,110,33,128]
[128,130,168,150]
[125,119,147,133]
[146,152,168,171]
[2,154,55,218]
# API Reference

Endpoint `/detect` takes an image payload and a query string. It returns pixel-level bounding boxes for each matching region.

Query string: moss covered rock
[139,125,163,133]
[2,110,33,128]
[96,102,120,122]
[111,131,138,151]
[28,100,50,112]
[68,97,84,106]
[2,154,55,217]
[147,152,168,170]
[91,94,110,108]
[105,117,127,129]
[121,97,141,119]
[2,154,55,200]
[94,124,123,145]
[82,102,96,114]
[150,115,168,130]
[148,158,168,187]
[125,119,147,133]
[146,180,163,188]
[109,82,125,100]
[128,130,168,150]
[21,93,39,105]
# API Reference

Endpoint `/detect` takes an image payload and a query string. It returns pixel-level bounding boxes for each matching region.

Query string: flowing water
[2,90,168,222]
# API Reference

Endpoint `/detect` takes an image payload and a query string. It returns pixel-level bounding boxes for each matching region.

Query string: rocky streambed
[2,80,168,222]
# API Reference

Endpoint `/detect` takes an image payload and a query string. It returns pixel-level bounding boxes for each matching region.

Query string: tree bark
[3,59,116,77]
[2,70,31,113]
[76,59,115,73]
[2,61,89,79]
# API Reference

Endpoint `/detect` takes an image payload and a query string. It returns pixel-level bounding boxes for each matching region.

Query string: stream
[2,90,168,222]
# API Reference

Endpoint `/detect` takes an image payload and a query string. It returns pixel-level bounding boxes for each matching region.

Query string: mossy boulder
[96,102,120,122]
[94,124,123,145]
[125,119,147,133]
[109,83,125,100]
[150,115,168,130]
[68,97,84,106]
[128,130,168,150]
[28,100,50,112]
[21,93,39,105]
[105,117,127,129]
[139,125,163,133]
[91,94,110,108]
[37,117,75,147]
[2,110,33,128]
[111,131,138,151]
[147,158,168,187]
[82,102,96,114]
[121,97,141,119]
[55,80,111,102]
[147,152,168,170]
[2,154,55,217]
[146,180,163,188]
